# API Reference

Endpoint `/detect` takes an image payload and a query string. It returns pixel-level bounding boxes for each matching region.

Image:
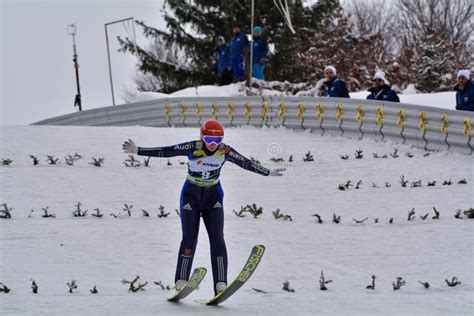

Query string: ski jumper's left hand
[269,168,286,176]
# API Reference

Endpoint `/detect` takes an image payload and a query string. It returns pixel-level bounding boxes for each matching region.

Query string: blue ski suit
[229,32,250,81]
[324,76,350,98]
[137,140,270,293]
[367,84,400,103]
[251,36,268,80]
[455,79,474,111]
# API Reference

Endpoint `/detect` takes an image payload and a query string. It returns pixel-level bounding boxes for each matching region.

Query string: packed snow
[132,82,459,111]
[0,125,472,315]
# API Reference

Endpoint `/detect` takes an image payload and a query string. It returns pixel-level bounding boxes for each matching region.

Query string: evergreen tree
[414,32,456,92]
[118,0,316,93]
[296,1,356,86]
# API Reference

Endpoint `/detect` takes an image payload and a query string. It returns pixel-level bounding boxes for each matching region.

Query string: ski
[198,244,265,306]
[167,267,207,302]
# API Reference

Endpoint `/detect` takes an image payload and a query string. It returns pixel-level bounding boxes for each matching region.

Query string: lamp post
[105,17,138,106]
[248,0,254,91]
[67,23,82,111]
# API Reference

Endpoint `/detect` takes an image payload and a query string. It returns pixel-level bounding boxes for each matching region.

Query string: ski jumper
[137,140,270,293]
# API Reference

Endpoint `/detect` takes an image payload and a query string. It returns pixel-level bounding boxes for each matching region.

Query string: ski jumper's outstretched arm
[225,146,271,176]
[123,139,285,176]
[136,141,193,158]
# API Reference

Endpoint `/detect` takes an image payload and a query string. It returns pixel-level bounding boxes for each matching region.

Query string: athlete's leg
[232,55,245,81]
[252,63,265,80]
[202,183,227,294]
[175,182,201,283]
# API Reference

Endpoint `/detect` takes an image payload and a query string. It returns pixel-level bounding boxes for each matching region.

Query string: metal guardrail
[33,96,473,155]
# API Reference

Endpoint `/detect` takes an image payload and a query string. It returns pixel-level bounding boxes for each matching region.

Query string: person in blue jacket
[251,26,268,81]
[367,71,400,103]
[323,65,350,98]
[229,25,250,82]
[122,119,285,295]
[454,69,474,111]
[215,36,233,85]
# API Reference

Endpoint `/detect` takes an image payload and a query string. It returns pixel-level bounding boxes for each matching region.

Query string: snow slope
[0,125,473,315]
[133,83,459,111]
[350,90,457,110]
[133,84,246,102]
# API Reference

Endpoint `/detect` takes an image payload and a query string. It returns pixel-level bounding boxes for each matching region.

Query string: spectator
[454,69,474,111]
[251,26,268,81]
[229,25,250,82]
[215,36,233,85]
[367,71,400,103]
[323,66,350,98]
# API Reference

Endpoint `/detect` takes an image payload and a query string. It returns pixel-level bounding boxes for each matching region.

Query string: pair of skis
[167,245,265,305]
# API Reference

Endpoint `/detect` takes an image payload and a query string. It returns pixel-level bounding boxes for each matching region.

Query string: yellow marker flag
[296,101,305,119]
[463,116,472,138]
[211,100,219,119]
[164,101,171,120]
[227,101,235,119]
[316,102,324,122]
[440,113,449,134]
[418,112,428,132]
[376,106,384,126]
[243,102,252,120]
[336,103,344,122]
[261,101,269,119]
[397,109,406,128]
[278,101,287,121]
[178,101,187,119]
[355,105,364,124]
[195,101,202,118]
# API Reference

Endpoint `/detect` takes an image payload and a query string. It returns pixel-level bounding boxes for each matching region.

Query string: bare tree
[397,0,473,91]
[348,0,398,61]
[346,0,400,88]
[398,0,473,57]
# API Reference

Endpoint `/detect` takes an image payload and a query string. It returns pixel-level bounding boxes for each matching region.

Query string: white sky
[1,0,165,125]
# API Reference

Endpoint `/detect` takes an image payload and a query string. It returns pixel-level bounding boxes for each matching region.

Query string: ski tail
[167,267,207,302]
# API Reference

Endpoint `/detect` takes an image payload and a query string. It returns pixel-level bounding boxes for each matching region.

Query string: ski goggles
[201,134,223,145]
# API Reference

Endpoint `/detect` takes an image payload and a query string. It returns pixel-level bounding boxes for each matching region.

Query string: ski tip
[253,244,266,254]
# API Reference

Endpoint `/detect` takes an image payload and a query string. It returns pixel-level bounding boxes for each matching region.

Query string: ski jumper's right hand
[122,139,138,154]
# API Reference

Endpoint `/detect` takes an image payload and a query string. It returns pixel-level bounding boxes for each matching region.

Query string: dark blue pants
[231,55,246,81]
[175,181,227,293]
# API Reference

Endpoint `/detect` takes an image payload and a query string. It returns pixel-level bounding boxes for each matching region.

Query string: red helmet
[200,119,224,137]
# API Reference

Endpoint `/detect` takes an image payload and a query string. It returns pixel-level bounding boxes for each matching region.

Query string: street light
[67,23,82,111]
[104,17,138,106]
[249,0,255,90]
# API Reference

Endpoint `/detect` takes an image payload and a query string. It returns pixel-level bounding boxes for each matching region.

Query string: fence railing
[33,96,473,155]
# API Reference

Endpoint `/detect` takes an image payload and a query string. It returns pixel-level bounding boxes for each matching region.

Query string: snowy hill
[0,125,472,315]
[132,82,459,111]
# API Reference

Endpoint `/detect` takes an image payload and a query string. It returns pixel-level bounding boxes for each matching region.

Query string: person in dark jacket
[229,25,250,82]
[323,66,350,98]
[454,69,474,111]
[367,71,400,103]
[251,26,268,80]
[215,36,233,85]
